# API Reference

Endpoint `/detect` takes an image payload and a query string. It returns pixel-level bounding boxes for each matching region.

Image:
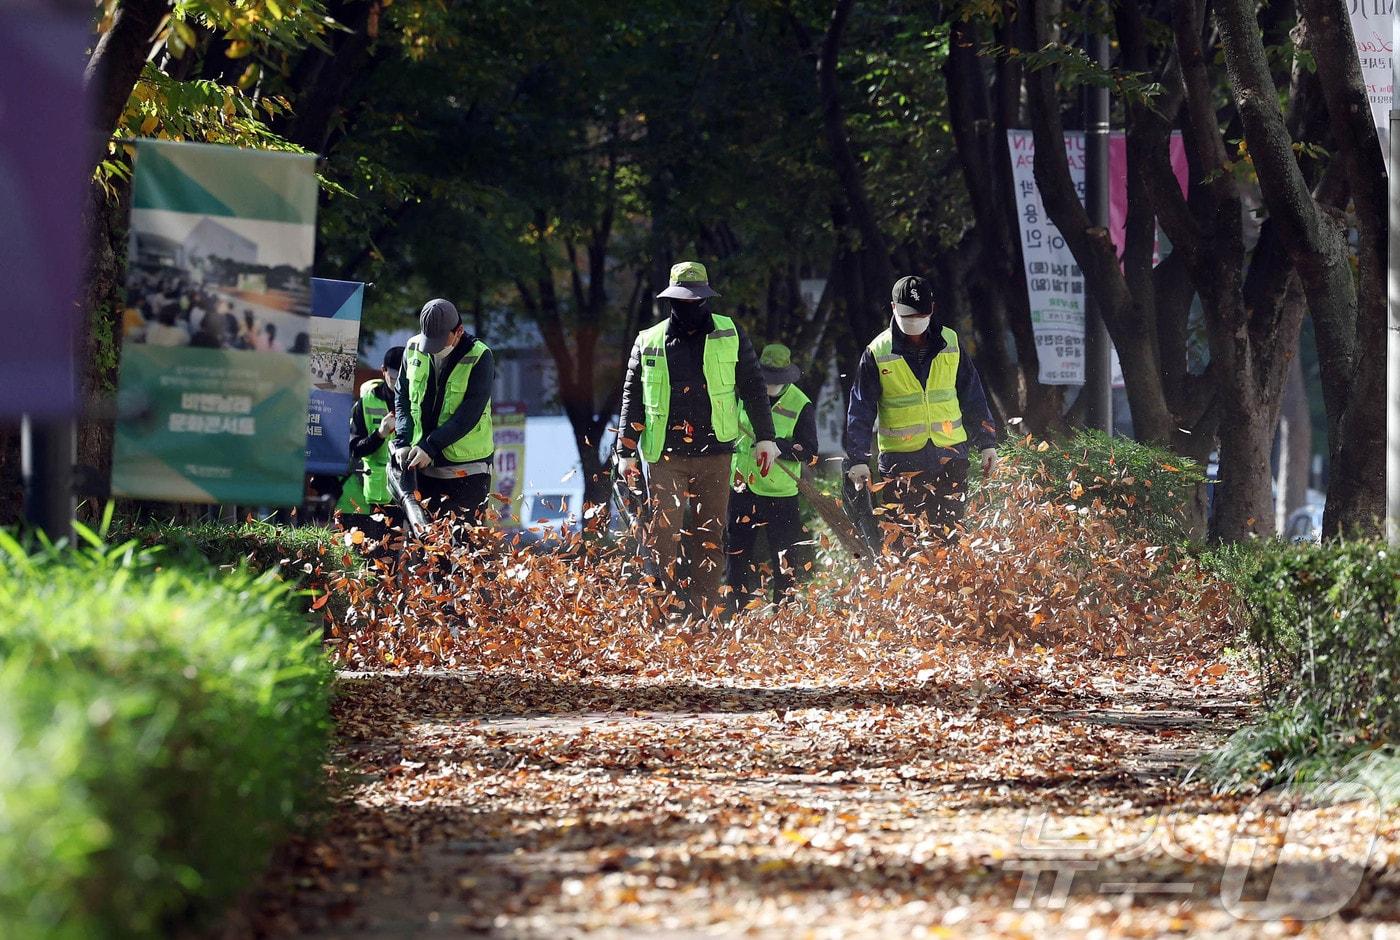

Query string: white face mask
[895,314,931,336]
[766,384,786,397]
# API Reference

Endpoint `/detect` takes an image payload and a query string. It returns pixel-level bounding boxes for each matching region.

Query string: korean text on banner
[492,402,527,527]
[1007,129,1186,386]
[1008,129,1091,385]
[306,279,365,474]
[112,140,318,506]
[1346,0,1392,171]
[0,9,89,418]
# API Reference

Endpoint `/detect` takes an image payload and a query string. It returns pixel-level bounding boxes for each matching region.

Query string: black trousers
[416,472,491,526]
[882,459,969,538]
[725,492,813,606]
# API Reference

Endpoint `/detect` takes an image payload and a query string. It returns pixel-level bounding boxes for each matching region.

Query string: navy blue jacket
[844,319,997,475]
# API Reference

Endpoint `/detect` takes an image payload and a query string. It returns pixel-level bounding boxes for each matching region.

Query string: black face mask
[668,299,711,333]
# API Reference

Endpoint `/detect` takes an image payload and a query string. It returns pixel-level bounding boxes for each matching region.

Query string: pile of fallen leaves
[323,476,1230,679]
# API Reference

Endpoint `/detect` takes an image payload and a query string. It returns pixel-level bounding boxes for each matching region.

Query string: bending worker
[393,298,495,525]
[725,343,819,608]
[616,261,780,621]
[339,345,405,546]
[844,275,998,538]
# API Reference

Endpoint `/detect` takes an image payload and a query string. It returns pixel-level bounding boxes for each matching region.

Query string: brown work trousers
[644,453,732,617]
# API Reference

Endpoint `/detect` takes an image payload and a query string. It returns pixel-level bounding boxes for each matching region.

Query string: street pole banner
[305,278,365,474]
[112,140,318,505]
[492,402,527,527]
[0,8,89,418]
[1007,130,1187,386]
[1346,0,1392,171]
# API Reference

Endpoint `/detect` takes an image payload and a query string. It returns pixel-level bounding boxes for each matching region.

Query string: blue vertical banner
[0,8,90,418]
[305,278,365,474]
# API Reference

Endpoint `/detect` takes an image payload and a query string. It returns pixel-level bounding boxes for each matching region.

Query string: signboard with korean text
[1007,130,1187,386]
[305,278,365,474]
[491,402,527,527]
[112,140,318,505]
[1347,0,1392,170]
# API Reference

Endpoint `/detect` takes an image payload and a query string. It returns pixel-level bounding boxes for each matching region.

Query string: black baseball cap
[891,275,933,315]
[382,346,405,371]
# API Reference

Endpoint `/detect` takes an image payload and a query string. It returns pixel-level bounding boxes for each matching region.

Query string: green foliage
[992,430,1205,544]
[113,518,348,587]
[1004,41,1163,107]
[1207,541,1400,793]
[0,535,332,937]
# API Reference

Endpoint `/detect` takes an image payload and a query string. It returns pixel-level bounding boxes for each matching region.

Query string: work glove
[403,445,432,470]
[617,456,641,487]
[376,412,396,438]
[753,440,780,476]
[846,462,872,490]
[980,447,998,478]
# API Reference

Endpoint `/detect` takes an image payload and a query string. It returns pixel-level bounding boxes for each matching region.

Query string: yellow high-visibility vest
[869,326,967,452]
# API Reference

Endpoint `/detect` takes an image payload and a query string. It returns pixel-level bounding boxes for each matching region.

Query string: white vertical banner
[1007,128,1090,386]
[1347,0,1393,171]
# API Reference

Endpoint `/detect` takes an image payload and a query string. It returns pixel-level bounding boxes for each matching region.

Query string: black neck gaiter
[669,299,711,335]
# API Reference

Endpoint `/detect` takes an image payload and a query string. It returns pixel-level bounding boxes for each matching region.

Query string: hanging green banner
[112,140,318,505]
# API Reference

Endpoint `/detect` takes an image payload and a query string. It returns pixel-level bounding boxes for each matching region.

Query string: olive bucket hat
[758,343,801,385]
[656,260,720,301]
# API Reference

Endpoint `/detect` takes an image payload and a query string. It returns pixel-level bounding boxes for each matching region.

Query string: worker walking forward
[617,261,780,621]
[393,299,495,526]
[339,345,406,548]
[844,276,998,540]
[725,343,819,608]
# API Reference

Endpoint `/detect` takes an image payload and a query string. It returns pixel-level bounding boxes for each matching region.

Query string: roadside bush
[992,430,1205,544]
[114,518,346,585]
[1207,540,1400,792]
[0,534,332,938]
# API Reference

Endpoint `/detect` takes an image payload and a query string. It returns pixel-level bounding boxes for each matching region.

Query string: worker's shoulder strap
[638,319,669,351]
[938,326,960,354]
[406,333,427,354]
[774,383,810,420]
[461,339,488,364]
[707,313,737,340]
[868,328,899,363]
[359,378,384,400]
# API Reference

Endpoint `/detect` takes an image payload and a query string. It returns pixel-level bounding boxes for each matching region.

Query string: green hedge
[0,533,332,938]
[1208,540,1400,790]
[992,430,1205,544]
[113,519,347,585]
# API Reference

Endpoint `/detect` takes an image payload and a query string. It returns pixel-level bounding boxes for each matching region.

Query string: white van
[518,415,586,535]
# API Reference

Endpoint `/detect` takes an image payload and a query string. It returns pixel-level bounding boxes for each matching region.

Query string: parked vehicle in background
[1283,493,1326,543]
[518,416,585,538]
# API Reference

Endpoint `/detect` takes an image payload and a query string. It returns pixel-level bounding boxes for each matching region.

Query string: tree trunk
[1275,349,1312,533]
[84,0,171,171]
[817,0,895,328]
[1213,379,1280,540]
[943,17,1067,437]
[1024,0,1177,444]
[1296,0,1388,536]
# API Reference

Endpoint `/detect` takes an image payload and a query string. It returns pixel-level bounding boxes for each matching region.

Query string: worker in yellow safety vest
[843,276,998,539]
[616,261,780,622]
[393,299,494,525]
[725,343,820,608]
[338,346,405,548]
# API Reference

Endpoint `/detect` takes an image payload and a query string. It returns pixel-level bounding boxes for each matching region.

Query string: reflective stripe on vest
[732,383,809,498]
[869,326,967,452]
[636,313,741,463]
[405,335,494,463]
[358,378,392,504]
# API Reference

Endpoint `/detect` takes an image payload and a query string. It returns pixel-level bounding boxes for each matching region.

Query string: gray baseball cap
[419,298,462,354]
